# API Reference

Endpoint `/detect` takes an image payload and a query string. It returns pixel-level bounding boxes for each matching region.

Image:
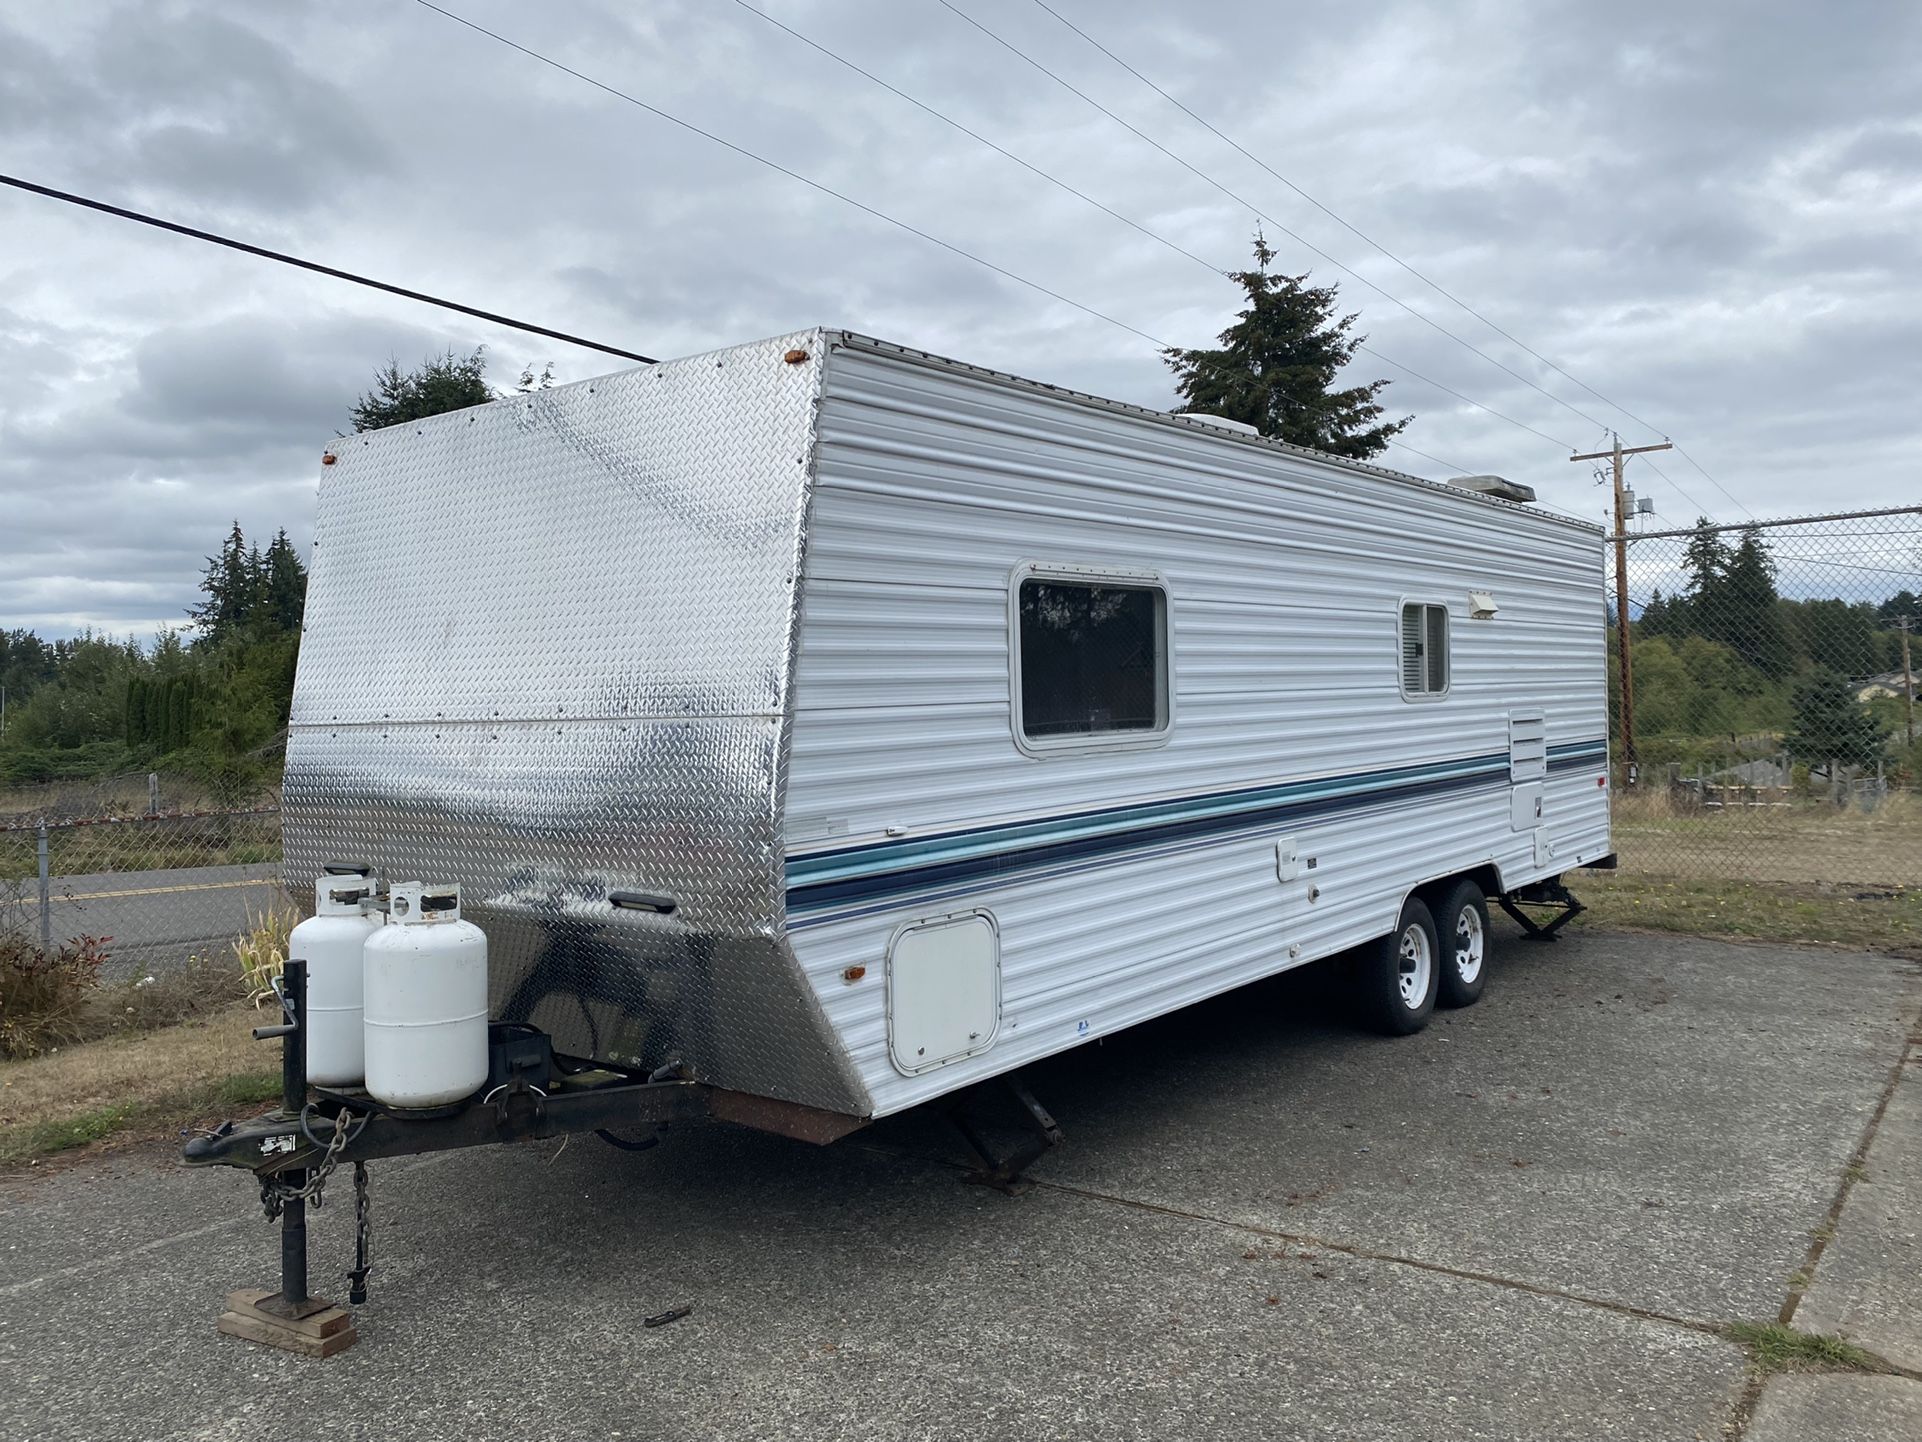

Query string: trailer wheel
[1358,895,1439,1035]
[1433,878,1489,1009]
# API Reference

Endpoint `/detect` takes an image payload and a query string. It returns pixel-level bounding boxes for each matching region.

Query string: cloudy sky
[3,0,1919,639]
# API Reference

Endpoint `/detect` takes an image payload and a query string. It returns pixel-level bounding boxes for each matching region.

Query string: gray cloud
[2,0,1920,636]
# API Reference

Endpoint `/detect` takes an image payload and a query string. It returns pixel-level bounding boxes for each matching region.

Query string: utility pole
[1897,615,1915,746]
[1569,433,1673,784]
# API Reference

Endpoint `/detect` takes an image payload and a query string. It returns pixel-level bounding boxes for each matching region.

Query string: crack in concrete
[1725,1021,1922,1441]
[854,1136,1723,1336]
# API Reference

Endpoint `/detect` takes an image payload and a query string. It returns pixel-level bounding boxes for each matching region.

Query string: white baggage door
[1508,710,1547,834]
[887,912,1001,1075]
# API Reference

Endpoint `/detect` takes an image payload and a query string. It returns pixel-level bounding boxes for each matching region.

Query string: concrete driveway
[1,923,1917,1441]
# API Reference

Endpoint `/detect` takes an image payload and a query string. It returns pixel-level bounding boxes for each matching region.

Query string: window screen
[1018,578,1167,740]
[1400,602,1449,696]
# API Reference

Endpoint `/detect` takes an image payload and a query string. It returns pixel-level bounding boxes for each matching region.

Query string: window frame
[1008,560,1175,759]
[1397,597,1452,701]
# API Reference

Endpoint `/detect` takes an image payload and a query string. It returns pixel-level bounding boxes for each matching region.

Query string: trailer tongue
[186,938,864,1357]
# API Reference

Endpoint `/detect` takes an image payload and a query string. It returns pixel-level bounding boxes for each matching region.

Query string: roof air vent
[1171,411,1260,438]
[1448,474,1537,503]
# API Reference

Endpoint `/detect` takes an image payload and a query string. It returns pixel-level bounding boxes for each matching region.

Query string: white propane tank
[362,882,490,1109]
[294,871,381,1086]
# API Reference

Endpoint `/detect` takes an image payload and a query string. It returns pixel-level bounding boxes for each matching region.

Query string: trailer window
[1017,577,1168,744]
[1400,602,1449,697]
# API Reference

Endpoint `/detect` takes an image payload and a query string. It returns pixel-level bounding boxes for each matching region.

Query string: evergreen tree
[1719,527,1791,679]
[350,347,493,432]
[1878,589,1918,625]
[190,522,255,647]
[1680,518,1728,600]
[0,629,59,705]
[1639,587,1675,637]
[1784,672,1889,770]
[1163,233,1409,458]
[262,530,307,632]
[186,523,307,647]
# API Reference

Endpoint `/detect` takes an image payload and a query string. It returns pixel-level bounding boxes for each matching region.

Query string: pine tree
[1163,233,1409,459]
[1719,527,1791,679]
[350,348,493,432]
[1785,671,1889,770]
[262,530,308,633]
[189,522,254,647]
[1639,587,1673,637]
[1680,518,1728,600]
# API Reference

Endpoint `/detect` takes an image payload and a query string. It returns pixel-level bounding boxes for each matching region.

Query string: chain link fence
[1608,504,1922,886]
[5,511,1917,977]
[0,775,286,981]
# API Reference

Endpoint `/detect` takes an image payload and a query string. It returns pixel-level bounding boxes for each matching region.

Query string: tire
[1432,878,1490,1009]
[1357,894,1440,1035]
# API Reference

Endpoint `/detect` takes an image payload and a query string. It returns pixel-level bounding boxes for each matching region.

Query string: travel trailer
[189,328,1611,1350]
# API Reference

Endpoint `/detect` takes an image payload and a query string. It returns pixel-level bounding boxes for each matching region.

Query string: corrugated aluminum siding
[784,335,1609,1117]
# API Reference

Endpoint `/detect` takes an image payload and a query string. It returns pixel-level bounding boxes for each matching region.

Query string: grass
[0,1004,278,1167]
[0,815,281,882]
[1609,786,1922,890]
[1724,1322,1889,1376]
[1574,872,1922,958]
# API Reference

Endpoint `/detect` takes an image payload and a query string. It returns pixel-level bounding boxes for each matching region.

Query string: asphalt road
[2,923,1918,1441]
[27,863,284,977]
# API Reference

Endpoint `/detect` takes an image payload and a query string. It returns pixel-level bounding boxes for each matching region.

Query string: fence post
[36,820,51,954]
[148,772,160,817]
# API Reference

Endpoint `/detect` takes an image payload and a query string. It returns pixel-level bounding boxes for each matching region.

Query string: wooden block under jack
[216,1288,359,1358]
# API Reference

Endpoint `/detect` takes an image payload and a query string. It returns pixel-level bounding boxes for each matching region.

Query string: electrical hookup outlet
[216,1289,359,1358]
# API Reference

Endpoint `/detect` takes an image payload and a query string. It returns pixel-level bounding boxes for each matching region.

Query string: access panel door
[886,911,1001,1075]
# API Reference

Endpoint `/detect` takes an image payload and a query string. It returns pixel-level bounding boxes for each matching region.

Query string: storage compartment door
[887,912,1000,1075]
[1508,710,1547,834]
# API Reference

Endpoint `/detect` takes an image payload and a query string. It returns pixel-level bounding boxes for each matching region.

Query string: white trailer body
[286,328,1611,1130]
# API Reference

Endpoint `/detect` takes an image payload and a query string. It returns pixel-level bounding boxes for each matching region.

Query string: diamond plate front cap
[285,330,869,1117]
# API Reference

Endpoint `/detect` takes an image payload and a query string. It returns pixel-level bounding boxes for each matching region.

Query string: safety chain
[258,1107,366,1222]
[348,1161,374,1304]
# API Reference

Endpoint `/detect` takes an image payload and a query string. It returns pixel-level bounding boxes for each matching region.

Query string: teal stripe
[1548,739,1607,757]
[786,752,1509,888]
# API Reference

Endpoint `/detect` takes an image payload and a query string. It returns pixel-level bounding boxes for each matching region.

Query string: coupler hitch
[186,960,718,1357]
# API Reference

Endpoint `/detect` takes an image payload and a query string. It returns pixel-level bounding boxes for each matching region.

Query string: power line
[419,1,1580,458]
[726,0,1232,280]
[0,172,658,365]
[933,0,1605,443]
[413,0,1166,347]
[1384,437,1467,477]
[5,21,1578,494]
[729,0,1576,452]
[1672,443,1756,519]
[1365,353,1571,451]
[1637,457,1720,524]
[1028,0,1676,442]
[1029,1,1763,521]
[0,168,1518,491]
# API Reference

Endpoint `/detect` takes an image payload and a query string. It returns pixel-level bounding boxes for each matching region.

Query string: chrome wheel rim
[1397,924,1432,1008]
[1453,906,1485,985]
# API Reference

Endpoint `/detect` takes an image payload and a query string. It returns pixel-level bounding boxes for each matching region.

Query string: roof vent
[1171,411,1260,438]
[1448,474,1537,503]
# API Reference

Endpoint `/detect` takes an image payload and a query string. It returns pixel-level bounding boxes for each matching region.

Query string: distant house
[1855,671,1917,702]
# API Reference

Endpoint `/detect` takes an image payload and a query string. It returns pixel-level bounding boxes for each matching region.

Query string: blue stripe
[787,751,1506,888]
[784,738,1611,921]
[1546,740,1608,773]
